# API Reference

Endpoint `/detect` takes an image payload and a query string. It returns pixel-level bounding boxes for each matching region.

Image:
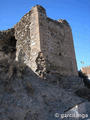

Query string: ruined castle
[0,5,78,77]
[1,5,90,120]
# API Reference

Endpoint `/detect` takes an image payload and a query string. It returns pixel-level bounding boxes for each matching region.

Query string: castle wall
[14,5,78,77]
[15,6,41,73]
[38,7,78,76]
[14,11,31,65]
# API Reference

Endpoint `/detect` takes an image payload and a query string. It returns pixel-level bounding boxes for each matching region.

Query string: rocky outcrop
[0,60,90,120]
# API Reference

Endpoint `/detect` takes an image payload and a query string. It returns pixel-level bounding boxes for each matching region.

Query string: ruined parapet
[14,5,78,77]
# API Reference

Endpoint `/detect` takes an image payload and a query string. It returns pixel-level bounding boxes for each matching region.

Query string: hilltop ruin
[0,5,90,120]
[0,5,78,78]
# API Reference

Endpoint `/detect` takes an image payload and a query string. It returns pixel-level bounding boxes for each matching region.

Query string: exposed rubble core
[14,5,78,77]
[36,52,46,78]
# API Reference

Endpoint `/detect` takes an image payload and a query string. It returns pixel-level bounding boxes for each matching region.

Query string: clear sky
[0,0,90,70]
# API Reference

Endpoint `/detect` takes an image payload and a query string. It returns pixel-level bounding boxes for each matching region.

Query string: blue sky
[0,0,90,70]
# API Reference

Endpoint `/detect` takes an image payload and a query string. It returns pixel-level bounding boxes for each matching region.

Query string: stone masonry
[0,5,78,77]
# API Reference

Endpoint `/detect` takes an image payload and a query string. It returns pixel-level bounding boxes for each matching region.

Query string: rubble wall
[14,5,78,76]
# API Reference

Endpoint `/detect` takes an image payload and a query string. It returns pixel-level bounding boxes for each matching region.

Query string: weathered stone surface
[14,5,78,77]
[0,5,78,77]
[0,29,16,61]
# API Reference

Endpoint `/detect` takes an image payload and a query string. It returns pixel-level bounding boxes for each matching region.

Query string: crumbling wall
[14,12,31,65]
[0,28,16,62]
[14,6,41,73]
[14,5,78,77]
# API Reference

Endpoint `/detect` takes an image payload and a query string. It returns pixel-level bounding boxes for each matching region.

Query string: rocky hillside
[0,5,90,120]
[0,51,90,120]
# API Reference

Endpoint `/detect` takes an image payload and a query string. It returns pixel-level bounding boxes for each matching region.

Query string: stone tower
[14,5,78,77]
